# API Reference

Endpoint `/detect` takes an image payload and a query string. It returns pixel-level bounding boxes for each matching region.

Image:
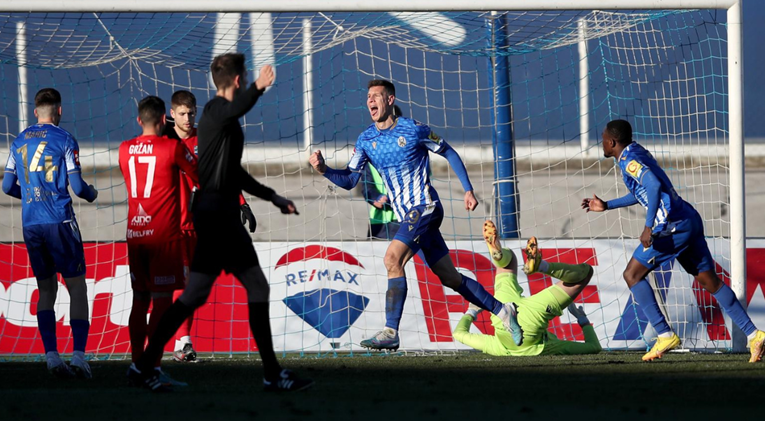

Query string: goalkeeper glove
[567,303,590,327]
[240,203,257,233]
[271,194,300,215]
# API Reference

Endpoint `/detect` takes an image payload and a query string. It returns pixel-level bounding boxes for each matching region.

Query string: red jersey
[178,129,198,232]
[119,134,198,245]
[176,128,246,233]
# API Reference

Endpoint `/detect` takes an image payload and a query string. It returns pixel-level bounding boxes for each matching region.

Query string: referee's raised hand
[256,65,275,90]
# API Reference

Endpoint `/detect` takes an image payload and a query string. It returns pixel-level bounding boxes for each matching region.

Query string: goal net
[0,7,752,358]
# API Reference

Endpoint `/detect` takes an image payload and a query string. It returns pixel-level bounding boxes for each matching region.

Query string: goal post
[0,1,750,356]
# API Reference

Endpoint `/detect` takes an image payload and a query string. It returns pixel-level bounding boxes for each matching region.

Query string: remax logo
[277,246,369,339]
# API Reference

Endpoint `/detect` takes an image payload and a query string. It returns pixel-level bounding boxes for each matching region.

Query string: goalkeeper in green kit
[452,220,602,356]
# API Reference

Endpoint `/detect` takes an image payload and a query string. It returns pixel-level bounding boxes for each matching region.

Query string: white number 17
[128,155,156,198]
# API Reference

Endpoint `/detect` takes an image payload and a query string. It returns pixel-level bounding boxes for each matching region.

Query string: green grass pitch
[2,352,764,420]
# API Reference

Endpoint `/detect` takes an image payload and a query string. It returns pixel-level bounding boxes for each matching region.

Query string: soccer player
[453,221,601,356]
[119,96,198,383]
[309,79,522,350]
[2,88,98,378]
[582,119,765,362]
[130,53,313,392]
[162,90,257,362]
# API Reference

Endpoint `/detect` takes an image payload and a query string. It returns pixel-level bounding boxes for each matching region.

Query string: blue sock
[36,310,58,354]
[712,283,757,336]
[630,280,671,335]
[456,275,502,315]
[384,277,407,330]
[70,319,90,353]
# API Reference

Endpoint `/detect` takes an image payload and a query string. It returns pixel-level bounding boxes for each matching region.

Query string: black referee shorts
[190,205,259,275]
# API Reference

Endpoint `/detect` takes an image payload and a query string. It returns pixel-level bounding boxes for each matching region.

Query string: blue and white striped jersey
[618,142,692,232]
[5,123,82,226]
[348,117,445,220]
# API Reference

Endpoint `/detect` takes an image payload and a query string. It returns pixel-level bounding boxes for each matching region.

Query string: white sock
[658,331,674,339]
[748,331,759,341]
[383,327,397,336]
[539,260,550,273]
[174,340,183,352]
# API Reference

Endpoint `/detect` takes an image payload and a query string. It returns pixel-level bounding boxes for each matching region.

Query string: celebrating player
[162,90,258,362]
[131,53,313,392]
[119,96,198,384]
[453,221,601,356]
[2,88,98,378]
[582,119,765,362]
[309,79,522,350]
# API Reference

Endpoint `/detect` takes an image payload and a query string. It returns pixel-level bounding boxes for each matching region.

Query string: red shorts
[128,239,187,293]
[181,230,197,267]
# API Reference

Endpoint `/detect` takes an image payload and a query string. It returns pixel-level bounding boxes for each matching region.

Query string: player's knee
[36,276,58,311]
[622,270,641,287]
[383,253,404,275]
[179,288,210,309]
[245,283,270,303]
[580,264,594,285]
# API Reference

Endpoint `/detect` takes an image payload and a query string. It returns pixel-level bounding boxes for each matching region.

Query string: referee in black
[131,53,313,392]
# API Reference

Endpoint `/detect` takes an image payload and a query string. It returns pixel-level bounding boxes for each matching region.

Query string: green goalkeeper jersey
[452,271,601,356]
[453,314,601,356]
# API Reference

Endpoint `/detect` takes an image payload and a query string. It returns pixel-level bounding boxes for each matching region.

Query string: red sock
[128,298,150,363]
[149,296,173,367]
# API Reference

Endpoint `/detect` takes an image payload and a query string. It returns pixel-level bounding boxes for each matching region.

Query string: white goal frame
[0,0,747,351]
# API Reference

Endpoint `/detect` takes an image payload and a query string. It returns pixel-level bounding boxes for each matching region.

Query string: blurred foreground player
[130,53,313,392]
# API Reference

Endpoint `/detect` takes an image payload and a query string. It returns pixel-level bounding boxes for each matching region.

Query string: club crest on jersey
[372,141,377,149]
[397,136,407,148]
[626,160,643,178]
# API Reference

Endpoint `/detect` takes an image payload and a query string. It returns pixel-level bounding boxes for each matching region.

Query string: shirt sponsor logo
[126,229,154,239]
[130,204,152,226]
[626,160,643,178]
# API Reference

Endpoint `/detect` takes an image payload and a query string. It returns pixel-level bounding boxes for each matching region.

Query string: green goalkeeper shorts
[493,272,573,347]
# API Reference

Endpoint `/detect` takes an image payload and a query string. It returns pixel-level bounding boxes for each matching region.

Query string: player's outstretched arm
[583,193,639,213]
[452,313,492,353]
[2,171,21,199]
[437,144,476,211]
[215,65,275,121]
[309,149,362,190]
[562,304,601,354]
[69,172,98,202]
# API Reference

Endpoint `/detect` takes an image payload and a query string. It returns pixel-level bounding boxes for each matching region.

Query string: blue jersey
[618,142,693,232]
[5,123,82,226]
[348,117,445,220]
